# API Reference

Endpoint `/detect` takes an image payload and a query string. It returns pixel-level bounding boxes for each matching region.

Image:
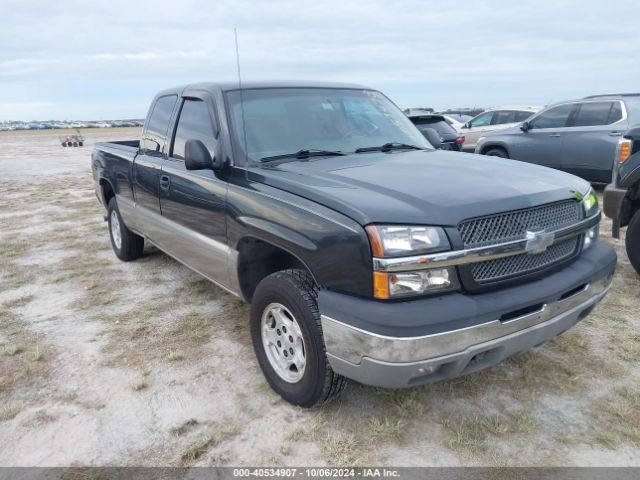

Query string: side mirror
[185,139,222,171]
[462,122,470,129]
[520,121,530,132]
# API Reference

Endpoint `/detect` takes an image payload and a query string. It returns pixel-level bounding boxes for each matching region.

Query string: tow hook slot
[500,303,546,324]
[559,283,589,302]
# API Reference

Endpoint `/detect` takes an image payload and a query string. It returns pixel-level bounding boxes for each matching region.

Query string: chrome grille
[470,238,578,282]
[459,200,582,283]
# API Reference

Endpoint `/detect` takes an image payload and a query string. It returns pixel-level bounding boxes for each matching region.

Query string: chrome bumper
[321,274,612,388]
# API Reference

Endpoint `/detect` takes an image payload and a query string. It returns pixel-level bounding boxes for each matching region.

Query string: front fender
[226,175,373,297]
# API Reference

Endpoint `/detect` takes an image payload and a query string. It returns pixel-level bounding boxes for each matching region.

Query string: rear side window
[141,95,178,156]
[491,111,516,125]
[514,111,534,122]
[529,104,574,129]
[171,99,217,160]
[572,102,622,127]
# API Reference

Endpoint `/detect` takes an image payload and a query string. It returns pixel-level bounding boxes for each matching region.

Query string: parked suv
[604,127,640,274]
[407,113,465,151]
[476,94,640,183]
[459,106,540,152]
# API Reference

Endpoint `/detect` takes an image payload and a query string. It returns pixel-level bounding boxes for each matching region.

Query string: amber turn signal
[619,139,631,164]
[365,225,385,257]
[373,272,390,299]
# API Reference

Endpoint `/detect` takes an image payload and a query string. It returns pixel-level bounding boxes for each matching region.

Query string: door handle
[548,134,561,138]
[609,132,623,137]
[160,174,171,191]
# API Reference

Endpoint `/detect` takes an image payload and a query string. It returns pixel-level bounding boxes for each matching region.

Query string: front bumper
[319,242,616,388]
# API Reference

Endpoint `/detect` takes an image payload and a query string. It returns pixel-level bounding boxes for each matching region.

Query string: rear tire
[485,147,508,158]
[250,269,347,407]
[626,210,640,275]
[107,197,144,261]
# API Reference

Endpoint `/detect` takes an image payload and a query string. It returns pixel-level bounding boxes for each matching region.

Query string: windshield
[225,88,432,163]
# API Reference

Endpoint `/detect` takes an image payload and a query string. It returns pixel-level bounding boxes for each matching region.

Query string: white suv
[459,106,540,152]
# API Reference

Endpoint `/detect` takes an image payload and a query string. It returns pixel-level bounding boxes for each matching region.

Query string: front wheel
[107,198,144,261]
[250,269,346,407]
[485,148,508,158]
[626,210,640,275]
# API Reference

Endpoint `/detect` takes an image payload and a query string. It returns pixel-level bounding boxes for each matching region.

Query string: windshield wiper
[355,142,424,153]
[260,149,345,163]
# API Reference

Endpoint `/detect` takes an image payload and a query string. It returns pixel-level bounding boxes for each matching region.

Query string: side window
[171,99,216,160]
[141,95,177,156]
[529,104,574,129]
[515,111,535,122]
[572,102,616,127]
[469,112,493,128]
[608,102,623,124]
[491,111,516,125]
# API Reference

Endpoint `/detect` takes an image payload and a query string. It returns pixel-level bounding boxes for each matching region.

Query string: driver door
[509,103,577,170]
[460,111,494,151]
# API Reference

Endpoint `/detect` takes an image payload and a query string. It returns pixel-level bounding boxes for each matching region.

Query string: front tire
[485,147,508,158]
[250,269,346,407]
[626,210,640,275]
[107,198,144,261]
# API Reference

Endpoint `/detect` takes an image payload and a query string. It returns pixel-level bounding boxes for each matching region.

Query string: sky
[1,0,639,121]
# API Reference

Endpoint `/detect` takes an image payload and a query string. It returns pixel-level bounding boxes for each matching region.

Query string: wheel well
[100,179,115,207]
[237,238,310,303]
[620,186,640,227]
[481,144,508,156]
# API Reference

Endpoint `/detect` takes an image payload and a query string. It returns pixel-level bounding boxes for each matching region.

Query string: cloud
[0,0,639,119]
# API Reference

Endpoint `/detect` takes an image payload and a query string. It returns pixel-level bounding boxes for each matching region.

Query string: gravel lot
[0,129,639,467]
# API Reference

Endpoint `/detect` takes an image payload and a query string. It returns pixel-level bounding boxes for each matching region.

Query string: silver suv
[459,106,540,151]
[475,94,640,183]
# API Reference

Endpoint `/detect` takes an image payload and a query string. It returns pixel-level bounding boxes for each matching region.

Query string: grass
[367,416,407,442]
[3,343,25,356]
[591,386,640,447]
[166,349,185,362]
[0,405,21,422]
[130,379,149,391]
[170,419,198,437]
[181,424,240,465]
[29,346,44,362]
[443,411,540,458]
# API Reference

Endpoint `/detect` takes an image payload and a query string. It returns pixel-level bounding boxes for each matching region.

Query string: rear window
[491,111,517,125]
[411,118,457,135]
[142,95,178,156]
[572,102,622,127]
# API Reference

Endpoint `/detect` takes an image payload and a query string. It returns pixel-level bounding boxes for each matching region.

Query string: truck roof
[155,80,372,97]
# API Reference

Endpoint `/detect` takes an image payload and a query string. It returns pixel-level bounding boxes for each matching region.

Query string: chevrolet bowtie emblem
[525,229,555,254]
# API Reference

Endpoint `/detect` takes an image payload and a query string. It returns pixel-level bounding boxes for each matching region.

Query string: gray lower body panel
[116,194,241,296]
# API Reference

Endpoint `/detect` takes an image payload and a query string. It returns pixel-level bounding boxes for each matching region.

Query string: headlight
[582,188,598,217]
[365,225,450,258]
[373,268,460,299]
[366,225,458,299]
[580,188,599,250]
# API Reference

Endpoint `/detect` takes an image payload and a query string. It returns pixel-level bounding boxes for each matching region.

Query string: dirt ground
[0,129,639,467]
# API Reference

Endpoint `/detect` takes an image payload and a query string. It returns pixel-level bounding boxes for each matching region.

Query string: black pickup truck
[92,81,616,407]
[604,127,640,274]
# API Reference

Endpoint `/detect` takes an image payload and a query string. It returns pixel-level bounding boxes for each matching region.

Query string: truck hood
[250,150,589,226]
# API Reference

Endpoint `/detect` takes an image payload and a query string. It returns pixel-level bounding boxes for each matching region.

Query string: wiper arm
[355,142,424,153]
[260,149,345,163]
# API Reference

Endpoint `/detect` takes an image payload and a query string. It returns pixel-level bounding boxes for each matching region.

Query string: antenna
[234,28,249,164]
